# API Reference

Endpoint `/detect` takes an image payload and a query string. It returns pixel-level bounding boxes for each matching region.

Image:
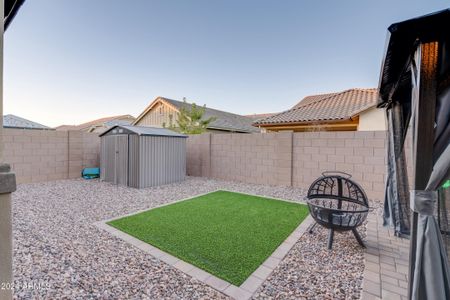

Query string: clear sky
[4,0,448,127]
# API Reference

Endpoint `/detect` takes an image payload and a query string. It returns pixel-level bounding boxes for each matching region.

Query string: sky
[4,0,448,127]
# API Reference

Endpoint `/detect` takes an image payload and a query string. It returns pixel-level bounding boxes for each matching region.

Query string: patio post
[407,41,438,299]
[0,0,17,298]
[0,165,15,300]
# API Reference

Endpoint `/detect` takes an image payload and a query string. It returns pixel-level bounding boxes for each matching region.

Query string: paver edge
[94,190,313,300]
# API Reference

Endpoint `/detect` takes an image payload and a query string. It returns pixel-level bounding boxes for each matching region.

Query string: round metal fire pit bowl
[307,198,369,230]
[306,171,369,249]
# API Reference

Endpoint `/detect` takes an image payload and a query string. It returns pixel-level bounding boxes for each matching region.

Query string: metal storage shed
[99,125,187,188]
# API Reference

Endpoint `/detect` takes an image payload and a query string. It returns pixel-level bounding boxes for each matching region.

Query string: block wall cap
[0,163,11,173]
[0,163,16,194]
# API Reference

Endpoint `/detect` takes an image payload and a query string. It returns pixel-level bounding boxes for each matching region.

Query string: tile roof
[3,114,52,130]
[254,88,379,126]
[292,92,339,109]
[140,97,259,133]
[245,113,278,121]
[56,115,135,131]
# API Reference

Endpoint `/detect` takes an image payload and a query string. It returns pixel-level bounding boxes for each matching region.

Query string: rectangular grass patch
[108,190,309,286]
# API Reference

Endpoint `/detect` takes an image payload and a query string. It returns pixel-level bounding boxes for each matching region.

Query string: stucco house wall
[358,107,387,131]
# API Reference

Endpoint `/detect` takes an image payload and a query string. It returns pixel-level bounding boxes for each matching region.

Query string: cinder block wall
[209,132,293,186]
[187,131,388,200]
[4,128,388,200]
[186,133,211,177]
[292,131,387,200]
[2,129,100,184]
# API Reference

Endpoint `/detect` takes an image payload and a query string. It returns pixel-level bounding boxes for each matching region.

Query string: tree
[169,100,216,134]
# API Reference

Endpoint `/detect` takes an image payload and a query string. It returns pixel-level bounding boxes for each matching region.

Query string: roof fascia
[257,117,358,128]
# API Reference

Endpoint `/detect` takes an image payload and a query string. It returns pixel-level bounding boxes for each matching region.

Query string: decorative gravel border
[95,190,314,300]
[13,177,365,299]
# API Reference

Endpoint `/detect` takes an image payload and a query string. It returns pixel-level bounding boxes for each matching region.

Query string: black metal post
[327,229,334,249]
[352,228,366,248]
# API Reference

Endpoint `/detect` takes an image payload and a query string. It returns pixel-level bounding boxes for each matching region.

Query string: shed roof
[254,88,378,126]
[100,125,187,138]
[3,114,53,130]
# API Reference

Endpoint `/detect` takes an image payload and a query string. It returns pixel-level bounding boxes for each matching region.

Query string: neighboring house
[56,115,135,133]
[253,88,386,132]
[133,97,259,133]
[3,114,53,130]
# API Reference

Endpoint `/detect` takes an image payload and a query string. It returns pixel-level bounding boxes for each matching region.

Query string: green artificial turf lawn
[108,190,309,286]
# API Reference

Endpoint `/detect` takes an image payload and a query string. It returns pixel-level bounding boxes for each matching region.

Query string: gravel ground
[252,226,365,300]
[12,177,365,299]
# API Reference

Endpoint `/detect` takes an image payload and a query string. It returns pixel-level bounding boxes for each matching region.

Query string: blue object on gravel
[82,167,100,179]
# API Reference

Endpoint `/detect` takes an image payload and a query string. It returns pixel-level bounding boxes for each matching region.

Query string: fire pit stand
[306,171,369,249]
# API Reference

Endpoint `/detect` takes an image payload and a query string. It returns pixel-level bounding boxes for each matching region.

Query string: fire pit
[306,171,369,249]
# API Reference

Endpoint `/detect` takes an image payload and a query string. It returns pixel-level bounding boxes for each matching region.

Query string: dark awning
[4,0,26,31]
[377,8,450,300]
[378,9,450,107]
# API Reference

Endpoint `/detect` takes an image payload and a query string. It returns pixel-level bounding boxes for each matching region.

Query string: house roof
[254,88,379,126]
[292,92,339,109]
[245,113,278,121]
[54,125,77,131]
[134,97,259,133]
[3,114,53,130]
[99,125,187,138]
[56,115,135,131]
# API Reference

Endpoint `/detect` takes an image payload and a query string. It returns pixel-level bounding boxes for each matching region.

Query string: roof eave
[350,103,380,118]
[255,117,356,127]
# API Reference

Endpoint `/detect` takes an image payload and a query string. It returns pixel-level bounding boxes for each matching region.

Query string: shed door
[114,135,129,185]
[103,136,116,183]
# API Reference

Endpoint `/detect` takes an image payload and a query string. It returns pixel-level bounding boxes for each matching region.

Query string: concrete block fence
[4,128,388,200]
[2,129,100,184]
[187,131,388,200]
